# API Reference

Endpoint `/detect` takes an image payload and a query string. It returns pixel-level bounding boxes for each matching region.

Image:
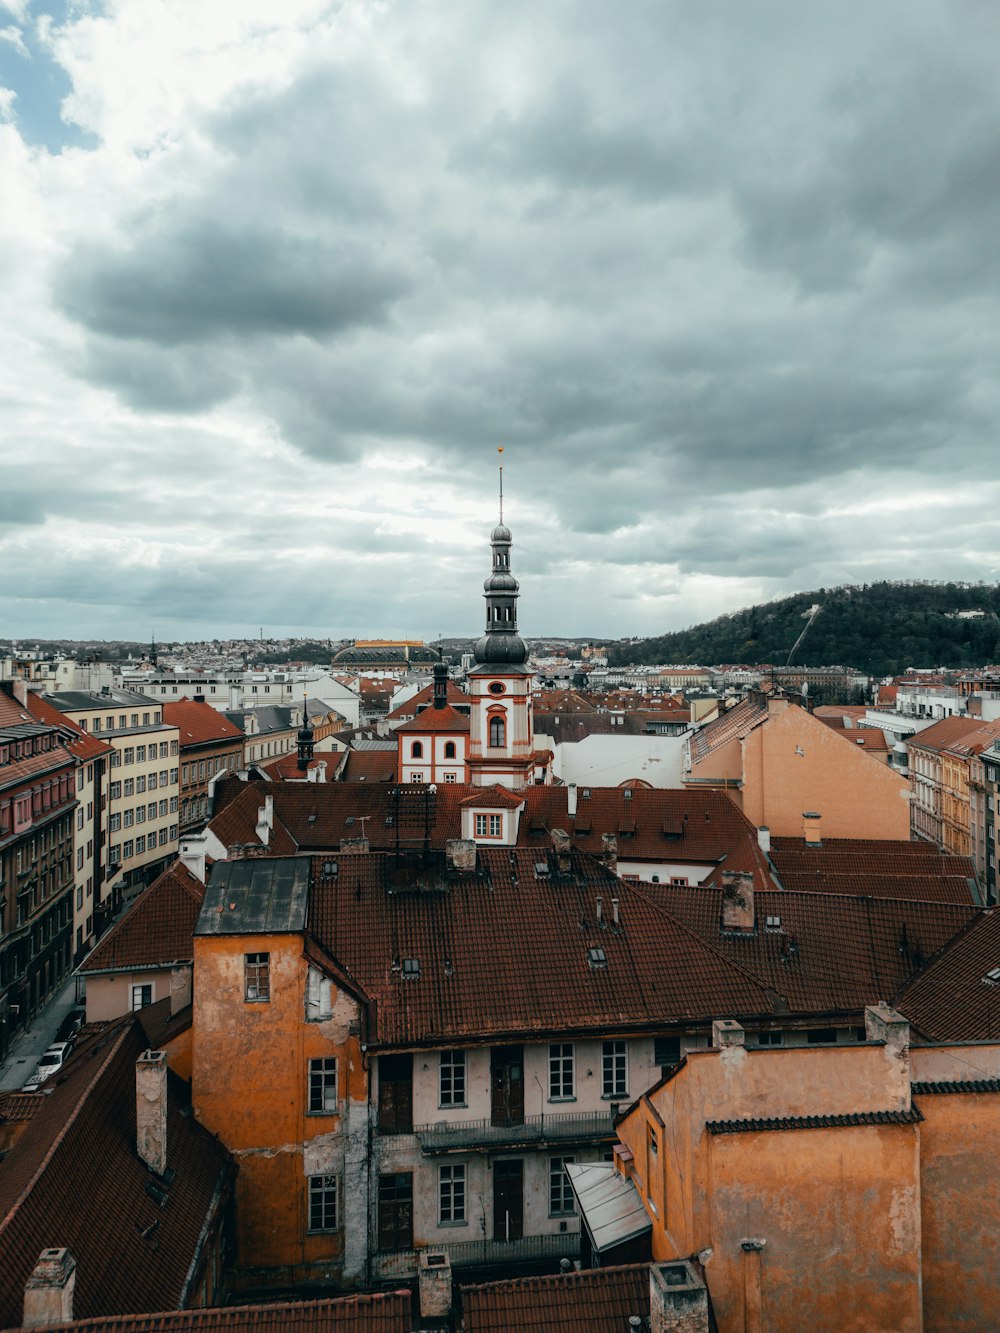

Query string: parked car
[26,1042,73,1088]
[56,1007,86,1045]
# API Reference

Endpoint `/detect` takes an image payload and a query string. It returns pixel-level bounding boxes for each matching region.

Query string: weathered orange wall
[742,702,911,838]
[707,1124,922,1333]
[192,933,365,1274]
[916,1091,1000,1331]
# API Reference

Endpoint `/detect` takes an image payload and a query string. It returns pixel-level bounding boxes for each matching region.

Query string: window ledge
[601,1092,628,1101]
[548,1096,577,1104]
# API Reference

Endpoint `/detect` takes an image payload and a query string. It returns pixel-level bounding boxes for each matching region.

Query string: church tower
[467,468,535,788]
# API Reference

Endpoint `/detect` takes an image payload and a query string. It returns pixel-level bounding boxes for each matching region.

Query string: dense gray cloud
[2,0,1000,642]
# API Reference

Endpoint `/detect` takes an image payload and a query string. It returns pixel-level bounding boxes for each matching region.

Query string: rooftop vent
[535,861,551,877]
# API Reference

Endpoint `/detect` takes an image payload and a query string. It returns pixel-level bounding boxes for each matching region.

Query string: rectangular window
[806,1028,837,1045]
[136,745,146,763]
[123,747,134,765]
[440,1050,467,1107]
[549,1156,576,1215]
[378,1172,413,1252]
[654,1036,681,1072]
[308,1174,339,1233]
[122,839,133,860]
[147,802,157,819]
[549,1043,574,1100]
[136,806,145,823]
[602,1040,628,1098]
[148,772,157,790]
[159,827,169,845]
[757,1031,783,1047]
[131,983,153,1010]
[245,952,270,1002]
[136,774,146,793]
[378,1053,413,1134]
[159,799,168,816]
[439,1163,466,1225]
[490,813,502,836]
[123,809,134,827]
[109,781,121,800]
[308,1057,338,1113]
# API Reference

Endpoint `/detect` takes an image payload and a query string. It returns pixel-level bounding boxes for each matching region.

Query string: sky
[2,1,999,645]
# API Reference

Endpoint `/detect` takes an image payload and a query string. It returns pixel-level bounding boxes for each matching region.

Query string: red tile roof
[339,750,396,783]
[306,849,778,1045]
[0,1292,412,1332]
[394,705,470,734]
[162,700,244,747]
[689,696,768,762]
[204,782,773,879]
[461,1263,650,1332]
[386,680,468,720]
[0,1018,233,1326]
[23,693,113,762]
[895,910,1000,1041]
[459,786,524,809]
[79,862,205,974]
[770,838,977,893]
[907,715,989,753]
[647,884,977,1015]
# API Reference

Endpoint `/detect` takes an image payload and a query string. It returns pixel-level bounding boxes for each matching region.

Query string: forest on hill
[610,582,1000,676]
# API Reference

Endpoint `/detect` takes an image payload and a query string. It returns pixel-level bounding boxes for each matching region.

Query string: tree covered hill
[610,582,1000,676]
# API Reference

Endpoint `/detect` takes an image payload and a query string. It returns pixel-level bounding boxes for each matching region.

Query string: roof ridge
[0,1020,134,1238]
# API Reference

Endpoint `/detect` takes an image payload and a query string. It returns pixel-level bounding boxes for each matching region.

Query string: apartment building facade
[45,691,180,896]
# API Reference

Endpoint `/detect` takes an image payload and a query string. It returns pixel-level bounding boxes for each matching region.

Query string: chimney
[418,1250,452,1319]
[596,896,604,924]
[136,1050,168,1176]
[756,825,771,855]
[803,811,822,846]
[340,836,370,853]
[601,832,618,875]
[712,1018,745,1049]
[9,677,28,707]
[864,1003,910,1055]
[178,834,207,883]
[255,794,274,846]
[649,1260,710,1333]
[23,1249,76,1329]
[567,782,578,818]
[721,870,754,932]
[550,828,572,874]
[446,838,477,871]
[611,896,620,925]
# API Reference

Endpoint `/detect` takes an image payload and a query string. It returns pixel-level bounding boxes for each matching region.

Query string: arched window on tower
[444,741,456,759]
[411,741,424,758]
[489,716,506,748]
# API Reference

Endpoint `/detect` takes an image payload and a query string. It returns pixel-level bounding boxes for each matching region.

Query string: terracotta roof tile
[393,705,470,734]
[162,700,244,747]
[0,1292,412,1332]
[690,696,768,762]
[461,1263,650,1332]
[386,680,468,720]
[458,786,524,809]
[706,1107,923,1135]
[907,715,990,752]
[647,884,977,1015]
[308,849,778,1045]
[79,863,205,974]
[895,910,1000,1041]
[0,1019,233,1326]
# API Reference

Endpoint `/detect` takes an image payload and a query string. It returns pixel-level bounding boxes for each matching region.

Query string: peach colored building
[685,694,911,839]
[596,1007,1000,1333]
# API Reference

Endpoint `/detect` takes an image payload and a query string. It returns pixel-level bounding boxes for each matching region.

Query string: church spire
[296,689,315,772]
[474,451,526,666]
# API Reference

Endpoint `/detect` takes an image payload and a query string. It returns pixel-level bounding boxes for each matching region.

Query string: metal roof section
[197,856,310,935]
[566,1163,652,1254]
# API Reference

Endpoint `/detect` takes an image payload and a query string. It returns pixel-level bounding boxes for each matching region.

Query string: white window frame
[308,1174,339,1232]
[308,1056,338,1114]
[549,1042,574,1101]
[439,1050,467,1108]
[602,1040,628,1098]
[439,1163,466,1226]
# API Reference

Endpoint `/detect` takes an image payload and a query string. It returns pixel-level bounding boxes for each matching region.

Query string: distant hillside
[610,582,1000,676]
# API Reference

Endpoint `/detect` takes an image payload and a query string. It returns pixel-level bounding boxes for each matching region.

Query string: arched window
[411,741,423,759]
[489,716,506,748]
[444,741,456,759]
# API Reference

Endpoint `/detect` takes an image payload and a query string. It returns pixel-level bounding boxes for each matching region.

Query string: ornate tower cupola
[467,455,536,789]
[296,693,315,772]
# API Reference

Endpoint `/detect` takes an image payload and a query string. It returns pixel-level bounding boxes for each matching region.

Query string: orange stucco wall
[692,701,912,838]
[192,933,366,1276]
[706,1124,920,1333]
[916,1091,1000,1331]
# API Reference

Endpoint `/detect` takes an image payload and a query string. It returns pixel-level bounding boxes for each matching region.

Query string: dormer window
[475,813,503,838]
[587,946,608,969]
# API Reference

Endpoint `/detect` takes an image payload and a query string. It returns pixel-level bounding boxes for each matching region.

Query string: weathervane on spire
[498,446,504,523]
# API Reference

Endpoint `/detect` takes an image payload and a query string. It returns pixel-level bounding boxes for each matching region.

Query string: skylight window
[402,957,421,979]
[982,966,1000,986]
[765,915,782,932]
[587,946,608,969]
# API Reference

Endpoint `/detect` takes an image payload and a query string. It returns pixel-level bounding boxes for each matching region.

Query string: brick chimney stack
[23,1249,76,1328]
[136,1050,168,1176]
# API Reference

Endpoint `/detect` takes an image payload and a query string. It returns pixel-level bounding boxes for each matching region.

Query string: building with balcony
[0,684,77,1061]
[43,690,180,897]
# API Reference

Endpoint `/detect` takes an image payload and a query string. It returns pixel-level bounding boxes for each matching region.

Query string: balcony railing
[372,1230,581,1279]
[414,1108,617,1153]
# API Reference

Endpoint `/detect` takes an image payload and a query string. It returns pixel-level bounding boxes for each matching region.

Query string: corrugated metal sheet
[566,1163,651,1253]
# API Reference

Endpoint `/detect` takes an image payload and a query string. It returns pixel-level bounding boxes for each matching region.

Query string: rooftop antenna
[498,445,504,523]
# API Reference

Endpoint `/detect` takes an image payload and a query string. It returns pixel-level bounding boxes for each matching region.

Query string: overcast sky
[2,1,999,644]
